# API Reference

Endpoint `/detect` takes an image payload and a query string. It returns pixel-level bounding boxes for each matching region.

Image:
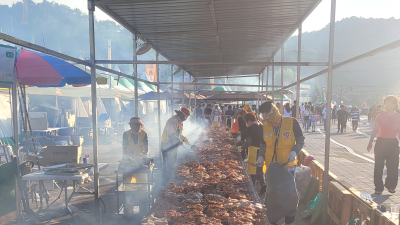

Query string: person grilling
[122,117,149,159]
[257,100,305,225]
[240,112,266,193]
[122,117,149,183]
[235,109,248,160]
[161,107,191,186]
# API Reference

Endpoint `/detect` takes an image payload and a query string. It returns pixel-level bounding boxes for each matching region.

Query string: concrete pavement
[303,116,400,208]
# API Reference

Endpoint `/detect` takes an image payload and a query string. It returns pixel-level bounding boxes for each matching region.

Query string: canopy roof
[205,92,269,101]
[96,0,321,78]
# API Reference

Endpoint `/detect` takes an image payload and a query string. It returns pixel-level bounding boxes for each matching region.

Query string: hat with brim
[129,117,143,125]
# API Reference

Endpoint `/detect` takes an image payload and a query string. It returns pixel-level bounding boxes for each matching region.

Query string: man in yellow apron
[122,117,149,158]
[161,107,190,186]
[122,117,149,182]
[257,100,305,225]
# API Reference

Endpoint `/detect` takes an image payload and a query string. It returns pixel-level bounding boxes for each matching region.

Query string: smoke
[177,117,204,160]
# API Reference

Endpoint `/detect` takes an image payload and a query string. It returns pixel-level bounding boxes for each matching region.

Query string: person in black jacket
[236,109,248,159]
[241,112,266,192]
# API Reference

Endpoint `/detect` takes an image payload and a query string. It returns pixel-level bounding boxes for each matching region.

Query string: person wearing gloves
[241,112,266,193]
[257,100,305,225]
[161,107,191,186]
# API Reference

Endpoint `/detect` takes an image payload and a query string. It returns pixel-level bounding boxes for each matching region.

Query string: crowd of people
[124,94,400,223]
[275,101,362,133]
[276,96,400,196]
[193,103,254,127]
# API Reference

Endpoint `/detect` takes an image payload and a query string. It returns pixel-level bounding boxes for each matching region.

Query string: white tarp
[0,94,12,137]
[0,44,16,82]
[76,97,89,117]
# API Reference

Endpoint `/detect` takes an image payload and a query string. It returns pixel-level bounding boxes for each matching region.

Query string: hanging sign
[145,64,157,82]
[0,44,16,82]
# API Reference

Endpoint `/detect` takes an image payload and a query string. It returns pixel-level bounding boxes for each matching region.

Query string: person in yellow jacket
[122,117,149,158]
[243,104,252,113]
[161,107,190,186]
[257,100,305,225]
[122,117,149,183]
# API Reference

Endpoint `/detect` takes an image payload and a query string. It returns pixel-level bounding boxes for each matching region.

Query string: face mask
[260,103,282,126]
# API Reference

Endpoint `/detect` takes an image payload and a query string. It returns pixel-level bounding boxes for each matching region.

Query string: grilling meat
[142,126,267,225]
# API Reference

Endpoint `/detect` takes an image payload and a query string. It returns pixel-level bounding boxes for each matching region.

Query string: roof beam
[0,33,156,85]
[197,74,260,80]
[95,60,329,67]
[94,0,181,6]
[136,26,294,37]
[159,82,274,88]
[276,38,400,91]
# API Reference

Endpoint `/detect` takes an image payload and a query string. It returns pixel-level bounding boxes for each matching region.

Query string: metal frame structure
[2,0,400,224]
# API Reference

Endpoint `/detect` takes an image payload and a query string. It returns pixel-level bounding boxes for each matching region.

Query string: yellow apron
[124,130,147,158]
[263,117,297,173]
[124,130,148,182]
[161,115,182,144]
[247,145,258,175]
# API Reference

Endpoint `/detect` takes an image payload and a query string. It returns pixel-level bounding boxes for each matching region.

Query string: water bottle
[84,153,90,164]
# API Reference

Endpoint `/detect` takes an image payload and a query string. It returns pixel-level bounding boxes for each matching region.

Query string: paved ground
[303,116,400,207]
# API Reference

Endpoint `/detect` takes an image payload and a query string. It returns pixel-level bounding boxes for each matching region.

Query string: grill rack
[143,130,269,224]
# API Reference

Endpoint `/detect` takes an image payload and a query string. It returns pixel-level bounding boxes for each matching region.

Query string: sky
[2,0,400,33]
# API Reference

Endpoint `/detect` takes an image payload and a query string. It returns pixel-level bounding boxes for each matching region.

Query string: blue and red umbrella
[15,49,91,87]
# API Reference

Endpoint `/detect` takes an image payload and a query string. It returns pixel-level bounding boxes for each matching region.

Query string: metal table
[21,163,108,224]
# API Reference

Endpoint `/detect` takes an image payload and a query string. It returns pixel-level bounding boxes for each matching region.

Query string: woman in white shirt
[283,103,292,117]
[211,105,222,126]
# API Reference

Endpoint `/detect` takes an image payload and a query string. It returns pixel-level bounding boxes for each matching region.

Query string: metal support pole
[171,65,174,116]
[272,59,275,102]
[266,66,269,99]
[194,86,197,122]
[280,46,284,108]
[261,70,264,103]
[258,74,260,108]
[88,1,101,224]
[12,63,21,219]
[322,0,337,224]
[156,52,162,167]
[189,76,192,109]
[339,85,343,104]
[182,71,185,107]
[133,34,138,117]
[296,25,302,121]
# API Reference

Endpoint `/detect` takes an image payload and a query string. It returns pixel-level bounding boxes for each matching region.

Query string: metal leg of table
[116,173,119,214]
[39,181,44,209]
[64,180,78,224]
[47,180,66,208]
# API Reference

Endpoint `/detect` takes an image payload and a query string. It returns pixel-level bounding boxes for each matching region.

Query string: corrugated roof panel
[96,0,321,77]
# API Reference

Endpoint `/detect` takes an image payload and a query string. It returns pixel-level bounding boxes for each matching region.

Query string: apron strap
[271,138,278,163]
